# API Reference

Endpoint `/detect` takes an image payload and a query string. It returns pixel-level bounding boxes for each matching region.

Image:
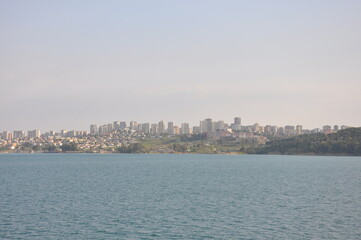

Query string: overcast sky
[1,0,360,132]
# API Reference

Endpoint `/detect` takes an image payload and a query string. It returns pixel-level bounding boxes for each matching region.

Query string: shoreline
[1,152,360,157]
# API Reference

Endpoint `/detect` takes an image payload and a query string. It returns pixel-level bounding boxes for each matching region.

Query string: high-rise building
[167,122,175,135]
[28,130,41,138]
[232,117,242,131]
[234,117,241,125]
[61,129,68,138]
[113,121,120,131]
[158,121,165,134]
[151,124,158,135]
[205,118,213,133]
[107,123,113,132]
[90,124,98,135]
[296,125,303,135]
[67,130,76,137]
[5,132,13,141]
[130,121,138,131]
[193,126,201,134]
[2,131,8,140]
[99,125,108,135]
[119,122,127,130]
[253,123,260,133]
[142,123,150,134]
[200,121,206,133]
[13,130,25,139]
[137,124,143,133]
[215,121,225,131]
[264,125,272,134]
[271,126,278,134]
[181,123,190,135]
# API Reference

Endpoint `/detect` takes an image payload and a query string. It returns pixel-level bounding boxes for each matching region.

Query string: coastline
[1,151,360,157]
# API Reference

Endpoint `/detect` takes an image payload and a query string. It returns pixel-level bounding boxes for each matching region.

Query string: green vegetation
[139,134,257,154]
[256,127,361,155]
[60,142,78,152]
[116,143,146,153]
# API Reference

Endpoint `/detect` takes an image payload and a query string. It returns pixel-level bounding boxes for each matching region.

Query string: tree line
[255,127,361,155]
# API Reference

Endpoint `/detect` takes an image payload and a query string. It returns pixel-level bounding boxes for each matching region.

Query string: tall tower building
[232,117,242,131]
[13,130,25,139]
[205,118,213,133]
[151,124,158,135]
[181,123,190,135]
[215,121,225,131]
[90,124,98,135]
[119,122,127,130]
[167,122,175,135]
[130,121,138,131]
[113,121,120,131]
[158,121,165,134]
[142,123,150,134]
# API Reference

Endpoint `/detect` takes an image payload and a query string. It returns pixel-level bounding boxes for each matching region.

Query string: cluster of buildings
[89,117,349,139]
[0,117,352,152]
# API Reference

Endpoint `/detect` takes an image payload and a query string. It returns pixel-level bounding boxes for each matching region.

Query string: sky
[1,0,361,132]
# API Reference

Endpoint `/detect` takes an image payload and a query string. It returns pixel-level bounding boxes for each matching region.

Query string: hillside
[256,127,361,155]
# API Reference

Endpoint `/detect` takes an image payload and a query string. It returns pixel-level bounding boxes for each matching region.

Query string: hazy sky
[1,0,361,132]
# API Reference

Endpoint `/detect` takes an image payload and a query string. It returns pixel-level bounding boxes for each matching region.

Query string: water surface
[1,154,360,239]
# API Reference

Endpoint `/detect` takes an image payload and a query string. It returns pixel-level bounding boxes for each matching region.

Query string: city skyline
[0,116,352,135]
[1,1,361,131]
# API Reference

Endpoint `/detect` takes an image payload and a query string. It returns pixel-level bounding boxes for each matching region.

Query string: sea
[0,154,360,239]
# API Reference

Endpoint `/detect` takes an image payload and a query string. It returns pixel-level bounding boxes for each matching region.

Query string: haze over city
[1,0,360,132]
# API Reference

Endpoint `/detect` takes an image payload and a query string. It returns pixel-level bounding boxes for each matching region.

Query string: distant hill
[256,127,361,156]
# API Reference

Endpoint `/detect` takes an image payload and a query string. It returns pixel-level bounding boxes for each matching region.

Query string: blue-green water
[1,154,360,239]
